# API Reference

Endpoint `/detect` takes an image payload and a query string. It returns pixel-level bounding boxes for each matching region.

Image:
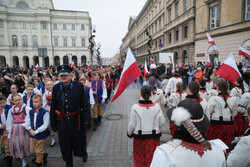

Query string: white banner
[159,53,174,64]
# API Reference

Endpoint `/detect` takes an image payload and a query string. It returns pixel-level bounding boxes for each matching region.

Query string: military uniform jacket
[50,81,90,131]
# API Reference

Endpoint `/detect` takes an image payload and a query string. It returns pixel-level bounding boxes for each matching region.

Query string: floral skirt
[235,113,249,137]
[133,137,160,167]
[205,123,238,147]
[9,124,30,158]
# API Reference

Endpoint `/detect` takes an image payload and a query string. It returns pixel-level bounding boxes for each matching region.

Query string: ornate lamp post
[97,43,102,66]
[89,25,96,65]
[146,28,152,64]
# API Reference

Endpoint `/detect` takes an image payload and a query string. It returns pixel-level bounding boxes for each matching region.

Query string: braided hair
[236,77,245,94]
[216,78,229,108]
[187,81,200,101]
[176,82,184,101]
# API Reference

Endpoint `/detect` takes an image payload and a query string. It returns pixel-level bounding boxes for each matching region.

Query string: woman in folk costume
[237,91,250,136]
[128,85,165,167]
[168,82,187,135]
[43,80,56,147]
[204,74,213,90]
[198,79,210,101]
[230,77,248,136]
[151,100,226,167]
[6,94,31,167]
[227,107,250,167]
[147,76,165,106]
[206,78,238,147]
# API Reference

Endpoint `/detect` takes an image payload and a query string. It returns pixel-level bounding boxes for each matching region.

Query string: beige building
[120,0,250,65]
[195,0,250,63]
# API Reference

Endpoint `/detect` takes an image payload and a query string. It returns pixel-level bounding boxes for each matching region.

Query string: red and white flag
[150,58,155,63]
[215,53,249,89]
[35,64,39,70]
[111,48,141,102]
[206,57,211,66]
[144,60,148,77]
[207,32,216,45]
[72,62,76,68]
[239,46,250,58]
[151,45,156,51]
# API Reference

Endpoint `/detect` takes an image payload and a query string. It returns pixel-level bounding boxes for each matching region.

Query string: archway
[182,50,188,65]
[44,57,49,67]
[81,55,86,65]
[0,56,6,67]
[174,52,178,64]
[33,56,39,66]
[63,56,69,65]
[72,56,78,67]
[54,56,60,66]
[13,56,19,67]
[208,45,219,64]
[23,56,29,67]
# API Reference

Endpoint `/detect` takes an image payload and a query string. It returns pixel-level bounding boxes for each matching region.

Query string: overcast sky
[53,0,147,58]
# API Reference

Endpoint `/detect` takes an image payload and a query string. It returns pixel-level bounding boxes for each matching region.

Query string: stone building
[0,0,96,67]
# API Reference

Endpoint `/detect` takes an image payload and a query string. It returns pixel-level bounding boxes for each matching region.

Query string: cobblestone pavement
[0,81,172,167]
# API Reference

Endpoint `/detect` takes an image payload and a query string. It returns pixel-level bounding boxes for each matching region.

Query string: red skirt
[170,122,177,135]
[235,113,249,137]
[133,138,160,167]
[205,123,238,147]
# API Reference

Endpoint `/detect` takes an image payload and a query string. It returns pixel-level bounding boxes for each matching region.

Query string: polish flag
[207,32,216,45]
[150,58,155,63]
[239,46,250,58]
[144,60,148,77]
[35,64,39,70]
[72,62,75,68]
[215,52,249,89]
[111,48,141,102]
[206,57,211,66]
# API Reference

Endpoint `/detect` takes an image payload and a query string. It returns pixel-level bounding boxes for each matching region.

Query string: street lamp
[89,25,96,65]
[97,42,102,66]
[146,28,152,64]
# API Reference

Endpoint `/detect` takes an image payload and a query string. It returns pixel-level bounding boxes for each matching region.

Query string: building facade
[195,0,250,63]
[120,0,250,65]
[0,0,96,67]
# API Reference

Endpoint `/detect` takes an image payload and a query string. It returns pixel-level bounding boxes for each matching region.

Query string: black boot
[82,151,88,162]
[97,116,102,126]
[35,162,42,167]
[6,156,12,167]
[43,153,48,166]
[65,161,73,167]
[93,118,98,131]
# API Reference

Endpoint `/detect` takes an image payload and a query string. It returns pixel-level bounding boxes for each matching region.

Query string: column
[60,55,63,65]
[39,57,44,67]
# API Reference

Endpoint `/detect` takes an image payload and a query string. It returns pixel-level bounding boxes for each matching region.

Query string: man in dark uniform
[50,65,90,167]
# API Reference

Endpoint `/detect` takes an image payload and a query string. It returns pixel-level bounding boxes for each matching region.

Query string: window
[159,18,162,30]
[22,35,28,47]
[53,23,57,30]
[175,2,179,18]
[246,0,250,20]
[210,5,220,29]
[72,38,76,47]
[155,22,158,32]
[63,38,67,47]
[42,22,47,29]
[12,35,18,47]
[11,22,17,29]
[81,24,85,30]
[22,22,26,29]
[72,24,75,30]
[183,26,188,39]
[159,1,162,10]
[16,1,29,9]
[169,33,172,43]
[63,24,67,30]
[155,6,157,16]
[183,0,188,12]
[175,30,179,41]
[32,23,36,29]
[0,20,3,28]
[54,38,58,47]
[32,35,38,47]
[168,8,172,22]
[81,38,85,47]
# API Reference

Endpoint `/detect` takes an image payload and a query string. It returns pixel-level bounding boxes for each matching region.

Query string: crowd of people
[0,65,121,167]
[128,59,250,167]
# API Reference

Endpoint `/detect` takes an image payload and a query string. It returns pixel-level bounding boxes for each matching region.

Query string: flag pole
[205,29,217,65]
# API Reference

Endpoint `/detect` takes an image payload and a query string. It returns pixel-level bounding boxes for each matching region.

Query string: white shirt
[24,108,50,135]
[164,77,183,95]
[0,108,7,129]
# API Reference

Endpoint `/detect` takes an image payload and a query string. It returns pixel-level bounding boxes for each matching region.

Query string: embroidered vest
[45,92,52,106]
[29,108,50,139]
[92,80,103,105]
[23,94,35,109]
[12,106,26,124]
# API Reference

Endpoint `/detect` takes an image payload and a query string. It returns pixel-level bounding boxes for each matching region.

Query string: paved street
[0,81,171,167]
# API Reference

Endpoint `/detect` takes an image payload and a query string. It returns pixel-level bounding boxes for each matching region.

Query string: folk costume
[23,93,35,109]
[128,98,165,167]
[50,65,90,167]
[24,107,50,167]
[237,92,250,136]
[151,100,226,167]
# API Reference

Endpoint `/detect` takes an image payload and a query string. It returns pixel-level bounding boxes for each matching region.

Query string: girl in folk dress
[6,84,21,105]
[43,81,56,147]
[206,78,238,147]
[6,94,31,167]
[128,85,165,167]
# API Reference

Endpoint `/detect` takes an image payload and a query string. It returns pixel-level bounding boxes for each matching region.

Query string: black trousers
[107,89,112,100]
[58,117,87,164]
